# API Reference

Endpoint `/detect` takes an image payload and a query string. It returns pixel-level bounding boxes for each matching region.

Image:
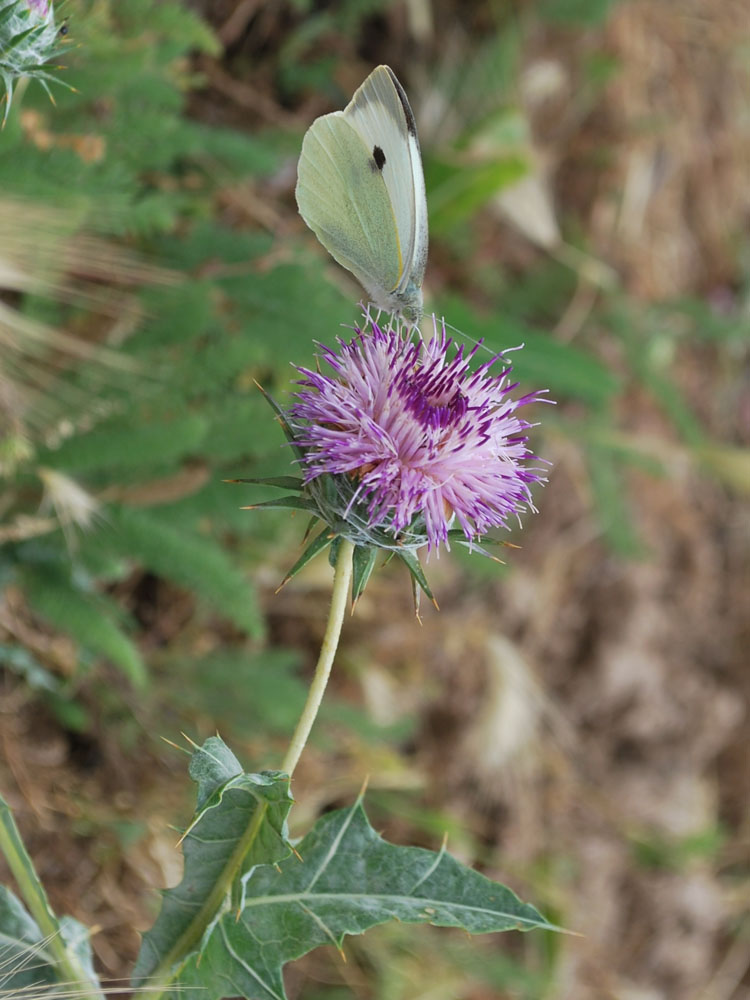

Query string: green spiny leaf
[256,384,305,462]
[175,797,557,1000]
[228,476,304,491]
[0,798,101,999]
[0,885,61,994]
[395,548,436,604]
[133,737,293,986]
[281,526,334,584]
[351,545,377,605]
[246,495,319,514]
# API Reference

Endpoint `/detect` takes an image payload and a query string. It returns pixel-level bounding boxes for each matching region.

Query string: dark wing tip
[383,66,418,139]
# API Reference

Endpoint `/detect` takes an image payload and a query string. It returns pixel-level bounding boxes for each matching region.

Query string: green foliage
[0,794,102,999]
[275,0,389,97]
[39,415,209,475]
[22,561,146,686]
[630,826,726,871]
[95,505,263,636]
[538,0,617,25]
[158,648,309,739]
[0,886,101,997]
[0,0,312,695]
[180,802,553,1000]
[133,737,555,1000]
[134,738,293,987]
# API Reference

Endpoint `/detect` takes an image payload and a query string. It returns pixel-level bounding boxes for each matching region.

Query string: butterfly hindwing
[296,111,403,303]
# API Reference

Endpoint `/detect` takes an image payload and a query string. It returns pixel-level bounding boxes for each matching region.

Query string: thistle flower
[291,316,547,552]
[0,0,70,126]
[241,316,549,606]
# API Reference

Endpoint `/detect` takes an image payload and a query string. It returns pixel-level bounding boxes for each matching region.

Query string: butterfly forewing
[345,66,427,295]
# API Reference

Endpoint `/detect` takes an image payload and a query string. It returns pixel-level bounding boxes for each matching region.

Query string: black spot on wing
[372,145,386,171]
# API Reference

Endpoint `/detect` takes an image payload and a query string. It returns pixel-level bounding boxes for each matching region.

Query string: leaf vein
[300,804,358,893]
[406,841,446,894]
[295,901,339,949]
[218,918,284,1000]
[241,893,546,927]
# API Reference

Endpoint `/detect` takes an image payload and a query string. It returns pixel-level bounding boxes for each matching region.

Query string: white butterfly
[295,65,428,325]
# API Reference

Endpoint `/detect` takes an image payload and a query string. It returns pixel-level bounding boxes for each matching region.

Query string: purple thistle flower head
[290,316,550,556]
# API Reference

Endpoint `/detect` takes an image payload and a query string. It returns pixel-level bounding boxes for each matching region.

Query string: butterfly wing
[296,110,403,305]
[344,65,428,297]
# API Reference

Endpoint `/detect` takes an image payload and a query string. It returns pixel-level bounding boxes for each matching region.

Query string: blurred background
[0,1,748,997]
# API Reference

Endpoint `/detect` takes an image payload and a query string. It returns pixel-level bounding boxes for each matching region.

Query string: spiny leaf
[255,384,305,463]
[227,476,304,491]
[133,738,293,986]
[0,887,100,996]
[0,885,60,993]
[243,495,318,514]
[351,545,377,605]
[0,797,101,999]
[280,526,334,585]
[395,548,436,605]
[176,797,557,1000]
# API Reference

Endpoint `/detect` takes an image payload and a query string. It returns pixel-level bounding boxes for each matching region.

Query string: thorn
[292,845,303,861]
[502,540,521,549]
[239,504,257,510]
[431,596,440,611]
[181,731,200,751]
[338,946,347,962]
[274,576,291,594]
[160,735,190,755]
[356,775,370,800]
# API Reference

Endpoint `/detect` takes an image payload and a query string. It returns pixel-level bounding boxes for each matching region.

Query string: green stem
[0,794,101,999]
[132,537,354,1000]
[281,537,354,776]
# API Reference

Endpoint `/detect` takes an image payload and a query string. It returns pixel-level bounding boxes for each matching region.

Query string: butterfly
[295,65,428,325]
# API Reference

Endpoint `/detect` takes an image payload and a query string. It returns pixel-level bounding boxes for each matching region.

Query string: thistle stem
[130,538,354,1000]
[0,794,101,999]
[281,537,354,777]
